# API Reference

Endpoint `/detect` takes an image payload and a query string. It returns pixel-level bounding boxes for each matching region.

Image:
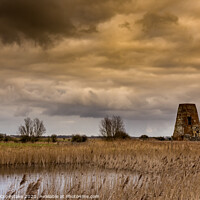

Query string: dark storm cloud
[137,12,178,38]
[0,0,131,45]
[43,103,106,118]
[0,0,73,45]
[42,103,174,120]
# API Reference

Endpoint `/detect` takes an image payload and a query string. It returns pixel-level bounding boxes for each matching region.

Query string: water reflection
[0,166,138,195]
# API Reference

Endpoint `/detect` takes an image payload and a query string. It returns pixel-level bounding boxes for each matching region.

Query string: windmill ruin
[173,103,200,140]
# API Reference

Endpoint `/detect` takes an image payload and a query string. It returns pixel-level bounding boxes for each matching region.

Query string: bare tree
[99,115,129,139]
[19,117,33,137]
[100,116,112,138]
[33,118,46,137]
[19,117,46,142]
[112,115,125,137]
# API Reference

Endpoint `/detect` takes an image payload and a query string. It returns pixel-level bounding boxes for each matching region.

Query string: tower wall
[173,104,200,140]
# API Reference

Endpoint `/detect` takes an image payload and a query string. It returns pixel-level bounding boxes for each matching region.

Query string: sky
[0,0,200,136]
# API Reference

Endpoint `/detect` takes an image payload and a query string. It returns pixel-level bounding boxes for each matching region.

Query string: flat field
[1,140,200,199]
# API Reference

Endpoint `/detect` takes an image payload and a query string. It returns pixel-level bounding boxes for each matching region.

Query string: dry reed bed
[1,140,200,175]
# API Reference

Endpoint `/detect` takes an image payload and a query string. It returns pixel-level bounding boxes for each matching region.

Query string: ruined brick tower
[173,104,200,140]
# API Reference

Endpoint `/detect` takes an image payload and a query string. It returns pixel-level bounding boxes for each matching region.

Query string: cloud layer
[0,0,131,45]
[0,0,200,135]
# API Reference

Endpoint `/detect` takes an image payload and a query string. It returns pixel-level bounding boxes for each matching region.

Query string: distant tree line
[0,133,18,142]
[0,115,172,143]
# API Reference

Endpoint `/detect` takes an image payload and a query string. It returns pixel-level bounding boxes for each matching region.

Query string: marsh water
[0,166,138,196]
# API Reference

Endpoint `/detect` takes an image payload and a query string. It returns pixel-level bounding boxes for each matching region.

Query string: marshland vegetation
[1,140,200,199]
